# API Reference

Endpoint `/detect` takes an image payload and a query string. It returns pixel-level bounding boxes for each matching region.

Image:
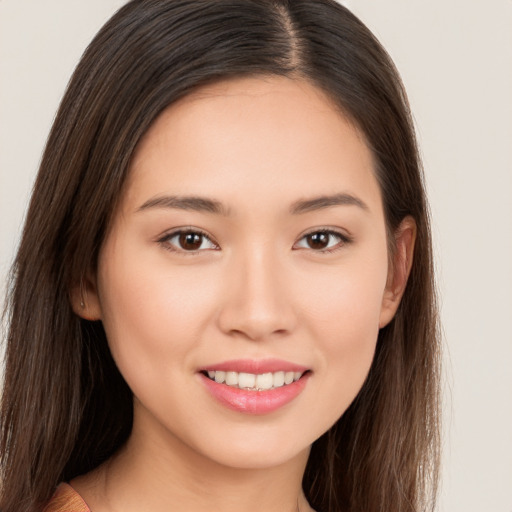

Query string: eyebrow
[137,192,368,216]
[137,195,230,216]
[290,193,369,214]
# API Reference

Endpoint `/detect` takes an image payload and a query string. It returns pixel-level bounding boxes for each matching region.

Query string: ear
[70,272,102,321]
[379,216,417,328]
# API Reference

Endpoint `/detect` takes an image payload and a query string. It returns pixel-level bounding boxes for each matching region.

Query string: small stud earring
[79,279,86,309]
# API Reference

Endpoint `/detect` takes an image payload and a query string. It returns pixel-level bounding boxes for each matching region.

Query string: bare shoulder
[43,483,90,512]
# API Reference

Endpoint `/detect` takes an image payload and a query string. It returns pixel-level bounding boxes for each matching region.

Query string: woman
[0,1,441,511]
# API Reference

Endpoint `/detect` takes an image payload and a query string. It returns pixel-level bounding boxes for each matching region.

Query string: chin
[185,422,317,471]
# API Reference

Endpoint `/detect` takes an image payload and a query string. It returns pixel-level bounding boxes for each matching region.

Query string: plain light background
[1,1,511,511]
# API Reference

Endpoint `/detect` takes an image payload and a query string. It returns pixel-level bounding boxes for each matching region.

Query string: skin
[72,76,415,512]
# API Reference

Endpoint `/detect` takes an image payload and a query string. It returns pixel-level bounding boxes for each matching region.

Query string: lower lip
[199,373,309,414]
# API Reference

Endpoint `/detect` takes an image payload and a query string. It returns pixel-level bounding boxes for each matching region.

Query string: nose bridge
[217,240,296,340]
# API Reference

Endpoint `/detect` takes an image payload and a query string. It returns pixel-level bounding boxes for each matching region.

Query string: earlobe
[70,273,102,321]
[379,216,416,328]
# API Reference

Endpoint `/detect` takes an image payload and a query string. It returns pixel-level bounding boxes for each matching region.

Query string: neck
[73,409,314,512]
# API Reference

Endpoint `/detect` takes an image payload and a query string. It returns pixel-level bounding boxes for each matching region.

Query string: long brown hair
[1,1,440,511]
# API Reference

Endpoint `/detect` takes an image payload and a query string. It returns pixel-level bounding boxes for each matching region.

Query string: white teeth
[225,371,238,386]
[255,372,273,390]
[206,370,304,390]
[238,372,256,389]
[273,371,285,388]
[214,371,226,384]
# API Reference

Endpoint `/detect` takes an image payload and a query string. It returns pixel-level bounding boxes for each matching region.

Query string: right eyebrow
[136,195,231,216]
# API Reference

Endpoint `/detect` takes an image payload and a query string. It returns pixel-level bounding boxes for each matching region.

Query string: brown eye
[306,232,330,250]
[179,232,204,250]
[161,230,217,252]
[294,230,349,252]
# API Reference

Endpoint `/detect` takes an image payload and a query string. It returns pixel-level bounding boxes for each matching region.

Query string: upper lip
[200,359,309,374]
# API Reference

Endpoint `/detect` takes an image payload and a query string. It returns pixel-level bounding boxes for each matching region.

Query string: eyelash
[158,227,219,255]
[294,228,352,254]
[157,227,352,255]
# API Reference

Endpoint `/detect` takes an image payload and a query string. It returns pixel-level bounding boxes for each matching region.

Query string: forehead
[125,76,381,216]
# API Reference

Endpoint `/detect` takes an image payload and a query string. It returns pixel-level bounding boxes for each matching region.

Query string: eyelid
[156,225,352,255]
[157,226,219,254]
[293,227,352,253]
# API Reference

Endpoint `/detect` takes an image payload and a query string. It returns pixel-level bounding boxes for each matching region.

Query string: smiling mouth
[202,370,307,391]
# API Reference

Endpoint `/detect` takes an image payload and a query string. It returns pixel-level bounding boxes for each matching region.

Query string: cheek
[311,276,383,368]
[96,244,220,384]
[301,249,388,339]
[298,253,387,422]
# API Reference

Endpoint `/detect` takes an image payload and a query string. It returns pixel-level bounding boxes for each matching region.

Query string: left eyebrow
[290,193,369,214]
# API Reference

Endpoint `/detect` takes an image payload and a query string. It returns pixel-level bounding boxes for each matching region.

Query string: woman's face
[84,76,404,470]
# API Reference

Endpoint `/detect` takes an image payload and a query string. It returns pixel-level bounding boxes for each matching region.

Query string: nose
[216,246,297,341]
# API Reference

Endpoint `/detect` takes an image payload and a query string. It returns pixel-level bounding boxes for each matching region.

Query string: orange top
[44,483,91,512]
